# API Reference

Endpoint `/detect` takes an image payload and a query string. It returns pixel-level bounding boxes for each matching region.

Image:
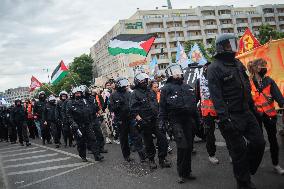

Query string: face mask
[258,68,267,77]
[172,77,184,85]
[75,96,81,100]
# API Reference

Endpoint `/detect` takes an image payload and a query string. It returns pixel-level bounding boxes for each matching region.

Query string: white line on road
[3,153,59,163]
[31,143,97,163]
[7,162,87,176]
[1,150,47,158]
[0,145,22,151]
[18,163,94,188]
[0,147,39,154]
[4,157,71,169]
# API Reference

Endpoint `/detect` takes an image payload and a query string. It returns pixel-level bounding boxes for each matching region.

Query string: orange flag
[237,38,284,98]
[237,28,260,56]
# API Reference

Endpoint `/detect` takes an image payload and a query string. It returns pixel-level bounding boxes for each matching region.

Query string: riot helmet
[48,95,56,104]
[165,64,183,79]
[59,91,68,100]
[215,33,239,56]
[115,77,129,88]
[134,72,149,89]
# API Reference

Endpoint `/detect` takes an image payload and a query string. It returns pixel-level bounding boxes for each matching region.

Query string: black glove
[137,119,147,127]
[217,118,238,134]
[158,120,166,133]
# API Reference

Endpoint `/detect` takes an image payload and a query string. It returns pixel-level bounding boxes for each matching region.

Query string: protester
[195,62,219,164]
[34,91,47,140]
[247,58,284,175]
[159,64,197,183]
[207,33,266,189]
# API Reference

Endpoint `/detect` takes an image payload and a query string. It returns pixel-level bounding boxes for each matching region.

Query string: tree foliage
[258,24,284,45]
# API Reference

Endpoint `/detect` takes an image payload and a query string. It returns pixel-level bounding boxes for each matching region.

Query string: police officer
[5,107,17,144]
[84,86,107,154]
[43,95,60,147]
[34,91,47,140]
[207,33,266,189]
[66,86,103,162]
[195,62,219,164]
[0,107,8,142]
[159,64,197,183]
[130,73,171,169]
[57,91,73,148]
[109,77,145,162]
[10,99,31,146]
[247,58,284,175]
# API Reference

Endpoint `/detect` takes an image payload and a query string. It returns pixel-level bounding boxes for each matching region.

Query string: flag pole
[68,72,78,86]
[42,84,54,95]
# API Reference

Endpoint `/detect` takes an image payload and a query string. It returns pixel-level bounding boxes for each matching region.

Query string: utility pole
[167,0,172,9]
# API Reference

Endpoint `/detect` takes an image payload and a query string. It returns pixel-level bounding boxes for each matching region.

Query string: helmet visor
[118,78,129,87]
[228,38,239,53]
[135,73,149,82]
[166,64,183,77]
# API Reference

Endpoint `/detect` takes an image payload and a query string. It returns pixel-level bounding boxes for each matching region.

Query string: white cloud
[0,0,283,92]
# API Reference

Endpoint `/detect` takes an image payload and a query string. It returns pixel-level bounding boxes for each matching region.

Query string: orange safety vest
[156,91,161,103]
[250,80,277,117]
[96,95,103,110]
[200,75,217,117]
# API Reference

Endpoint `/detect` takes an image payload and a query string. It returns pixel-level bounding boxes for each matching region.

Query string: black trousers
[75,124,100,158]
[0,125,8,141]
[50,122,61,144]
[219,111,265,183]
[203,116,217,157]
[8,124,17,142]
[62,123,73,146]
[16,122,29,144]
[142,117,168,161]
[257,114,279,166]
[170,116,194,177]
[41,121,51,142]
[27,119,36,139]
[92,119,105,150]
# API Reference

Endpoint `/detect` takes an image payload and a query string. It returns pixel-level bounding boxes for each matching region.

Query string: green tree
[184,40,215,62]
[259,24,284,45]
[69,54,93,86]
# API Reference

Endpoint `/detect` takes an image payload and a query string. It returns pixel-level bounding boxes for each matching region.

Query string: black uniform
[109,89,143,160]
[4,108,17,143]
[207,58,266,185]
[43,102,60,145]
[85,95,105,151]
[57,99,73,147]
[34,98,47,140]
[0,108,8,142]
[66,97,101,159]
[10,105,30,145]
[159,80,197,178]
[130,87,168,162]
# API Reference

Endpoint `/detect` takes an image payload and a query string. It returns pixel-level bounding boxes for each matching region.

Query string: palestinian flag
[108,34,156,56]
[51,60,68,84]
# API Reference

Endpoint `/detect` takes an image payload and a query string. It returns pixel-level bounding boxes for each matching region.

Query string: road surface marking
[3,153,59,163]
[31,143,97,163]
[19,163,94,188]
[0,147,39,154]
[4,157,71,169]
[0,145,22,151]
[7,162,87,176]
[1,150,47,158]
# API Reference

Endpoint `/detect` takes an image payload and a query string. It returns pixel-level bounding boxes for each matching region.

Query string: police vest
[250,80,277,117]
[200,75,217,117]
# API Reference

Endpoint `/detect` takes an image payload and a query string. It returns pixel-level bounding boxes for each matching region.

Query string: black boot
[138,151,147,163]
[42,140,46,145]
[177,177,185,184]
[26,142,31,146]
[124,156,134,162]
[81,157,88,162]
[100,148,108,153]
[94,154,104,161]
[159,158,171,168]
[149,159,157,170]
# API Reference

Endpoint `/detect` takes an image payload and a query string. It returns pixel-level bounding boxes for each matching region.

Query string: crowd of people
[1,34,284,189]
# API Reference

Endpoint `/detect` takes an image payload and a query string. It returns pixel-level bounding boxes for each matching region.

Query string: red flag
[237,28,260,56]
[30,76,43,92]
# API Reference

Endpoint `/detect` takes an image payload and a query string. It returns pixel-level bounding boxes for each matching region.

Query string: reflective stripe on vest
[250,80,277,117]
[200,75,217,117]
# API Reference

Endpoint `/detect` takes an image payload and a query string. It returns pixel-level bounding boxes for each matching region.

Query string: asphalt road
[0,123,284,189]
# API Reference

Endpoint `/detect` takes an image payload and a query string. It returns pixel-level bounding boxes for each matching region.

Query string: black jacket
[207,58,252,121]
[33,100,46,120]
[129,87,158,120]
[159,81,197,121]
[85,96,99,121]
[43,102,57,123]
[66,98,92,127]
[10,105,27,124]
[109,90,131,120]
[252,76,284,108]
